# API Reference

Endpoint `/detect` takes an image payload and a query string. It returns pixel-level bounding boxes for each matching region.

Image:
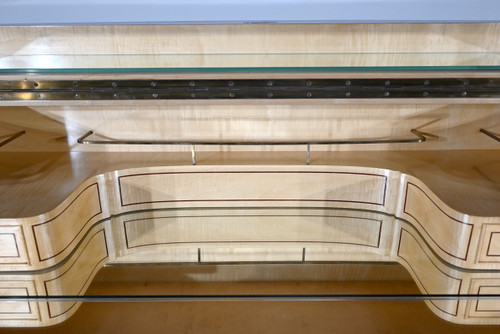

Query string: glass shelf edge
[2,66,500,75]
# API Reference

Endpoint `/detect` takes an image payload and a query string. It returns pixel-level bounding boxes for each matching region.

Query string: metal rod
[0,130,25,148]
[480,128,500,142]
[1,294,500,303]
[77,129,427,146]
[306,144,311,165]
[191,144,196,165]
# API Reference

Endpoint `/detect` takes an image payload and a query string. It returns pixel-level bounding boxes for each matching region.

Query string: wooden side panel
[31,183,102,263]
[401,181,473,262]
[43,229,108,322]
[397,228,462,318]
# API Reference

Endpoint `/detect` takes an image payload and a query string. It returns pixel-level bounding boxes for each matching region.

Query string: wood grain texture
[397,228,462,318]
[0,164,498,271]
[117,169,387,209]
[43,228,108,321]
[32,183,102,262]
[2,207,500,326]
[109,208,391,264]
[0,224,108,327]
[468,280,500,318]
[0,226,28,265]
[0,281,39,326]
[1,24,499,65]
[7,281,498,334]
[0,104,498,152]
[0,22,499,328]
[401,181,474,261]
[1,150,498,218]
[0,24,499,109]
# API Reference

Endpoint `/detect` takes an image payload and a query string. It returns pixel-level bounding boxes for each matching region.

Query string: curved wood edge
[0,224,108,327]
[394,222,500,325]
[2,215,500,326]
[0,165,497,272]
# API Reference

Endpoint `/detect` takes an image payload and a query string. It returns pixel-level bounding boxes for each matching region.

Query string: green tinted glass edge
[2,66,500,74]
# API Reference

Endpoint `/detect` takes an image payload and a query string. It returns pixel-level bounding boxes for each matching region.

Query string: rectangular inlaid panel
[0,234,18,258]
[397,228,461,317]
[403,182,473,261]
[478,225,500,263]
[118,171,387,209]
[488,233,500,256]
[32,183,102,262]
[468,279,500,318]
[476,286,500,312]
[44,229,108,319]
[0,288,30,315]
[0,281,39,321]
[0,226,28,265]
[123,214,382,250]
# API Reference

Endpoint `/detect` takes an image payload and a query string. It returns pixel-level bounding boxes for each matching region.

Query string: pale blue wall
[0,0,499,25]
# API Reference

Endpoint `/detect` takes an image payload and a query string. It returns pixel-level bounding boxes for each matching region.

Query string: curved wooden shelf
[1,21,499,330]
[0,165,498,271]
[0,165,498,326]
[1,206,500,326]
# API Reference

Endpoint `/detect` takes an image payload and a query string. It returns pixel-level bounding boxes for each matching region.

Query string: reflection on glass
[1,53,500,73]
[1,207,500,326]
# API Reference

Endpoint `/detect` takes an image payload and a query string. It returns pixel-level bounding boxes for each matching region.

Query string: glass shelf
[1,52,500,74]
[1,206,500,329]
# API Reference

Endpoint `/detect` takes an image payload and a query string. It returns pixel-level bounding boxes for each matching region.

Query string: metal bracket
[77,129,428,165]
[480,128,500,142]
[0,130,25,148]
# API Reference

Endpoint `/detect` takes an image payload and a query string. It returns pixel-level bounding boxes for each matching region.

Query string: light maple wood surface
[1,207,500,326]
[6,280,499,334]
[1,150,498,218]
[0,224,107,327]
[0,164,498,272]
[1,23,499,108]
[0,22,499,328]
[1,24,500,67]
[0,104,498,152]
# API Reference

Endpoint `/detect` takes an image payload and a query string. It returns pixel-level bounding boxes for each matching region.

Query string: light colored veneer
[2,206,500,326]
[0,224,108,327]
[0,165,498,271]
[0,22,499,329]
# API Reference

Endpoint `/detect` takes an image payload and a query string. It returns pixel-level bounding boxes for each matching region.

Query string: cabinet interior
[0,23,499,328]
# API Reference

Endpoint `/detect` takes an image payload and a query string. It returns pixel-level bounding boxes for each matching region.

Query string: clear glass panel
[1,207,500,329]
[1,52,500,73]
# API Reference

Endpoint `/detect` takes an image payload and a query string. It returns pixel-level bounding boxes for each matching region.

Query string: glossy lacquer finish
[0,22,499,329]
[0,164,497,326]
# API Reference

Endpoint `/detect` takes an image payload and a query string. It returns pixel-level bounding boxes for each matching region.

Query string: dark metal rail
[1,78,500,100]
[2,294,500,302]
